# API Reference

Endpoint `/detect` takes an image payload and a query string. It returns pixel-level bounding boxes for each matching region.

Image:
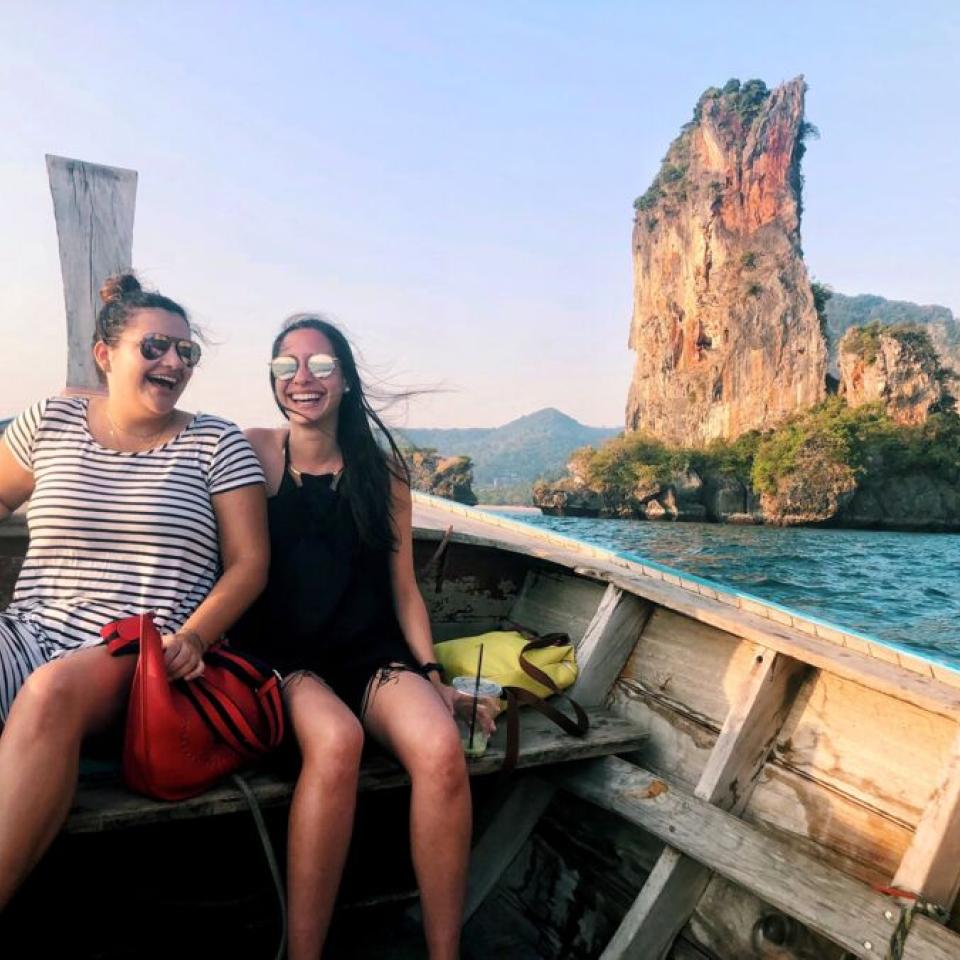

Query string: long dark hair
[271,314,410,551]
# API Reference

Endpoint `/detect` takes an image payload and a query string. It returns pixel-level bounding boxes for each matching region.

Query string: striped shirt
[2,397,264,656]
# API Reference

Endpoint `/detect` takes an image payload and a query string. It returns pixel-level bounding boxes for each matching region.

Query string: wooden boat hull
[2,493,960,958]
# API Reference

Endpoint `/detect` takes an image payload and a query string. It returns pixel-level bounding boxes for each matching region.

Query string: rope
[418,524,453,593]
[877,886,949,960]
[231,773,288,960]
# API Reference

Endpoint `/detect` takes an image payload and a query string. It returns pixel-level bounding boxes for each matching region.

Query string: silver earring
[344,385,351,393]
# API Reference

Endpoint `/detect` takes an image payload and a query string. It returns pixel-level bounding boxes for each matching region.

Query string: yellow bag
[433,629,578,700]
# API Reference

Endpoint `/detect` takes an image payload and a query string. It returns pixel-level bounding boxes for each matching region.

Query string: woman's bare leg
[363,671,470,960]
[0,645,135,908]
[285,676,364,960]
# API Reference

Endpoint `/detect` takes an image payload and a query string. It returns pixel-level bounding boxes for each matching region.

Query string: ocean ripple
[519,516,960,667]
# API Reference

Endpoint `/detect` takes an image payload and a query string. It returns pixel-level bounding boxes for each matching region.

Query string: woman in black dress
[237,315,484,960]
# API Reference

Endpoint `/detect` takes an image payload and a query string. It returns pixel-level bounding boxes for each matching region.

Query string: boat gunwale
[411,492,960,696]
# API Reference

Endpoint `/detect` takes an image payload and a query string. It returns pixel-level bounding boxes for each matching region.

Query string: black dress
[232,447,415,717]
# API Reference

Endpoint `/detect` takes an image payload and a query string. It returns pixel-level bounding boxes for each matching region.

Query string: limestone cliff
[839,323,955,424]
[626,77,826,445]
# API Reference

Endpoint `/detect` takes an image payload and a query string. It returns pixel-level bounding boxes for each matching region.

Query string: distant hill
[824,292,960,377]
[399,408,619,486]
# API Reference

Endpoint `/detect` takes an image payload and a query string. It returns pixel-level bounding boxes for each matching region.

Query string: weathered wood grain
[607,569,960,721]
[554,757,960,960]
[571,585,653,706]
[688,874,847,959]
[604,650,809,958]
[893,723,960,911]
[611,682,914,885]
[621,605,957,828]
[508,567,607,644]
[461,775,556,920]
[46,155,137,393]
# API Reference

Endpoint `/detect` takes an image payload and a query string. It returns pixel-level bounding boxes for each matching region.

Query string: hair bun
[99,272,142,305]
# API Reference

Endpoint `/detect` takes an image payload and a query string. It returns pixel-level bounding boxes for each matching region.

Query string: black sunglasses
[118,333,202,368]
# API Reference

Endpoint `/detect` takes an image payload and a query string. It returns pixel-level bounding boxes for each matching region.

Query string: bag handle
[104,616,284,756]
[497,633,589,774]
[500,684,589,774]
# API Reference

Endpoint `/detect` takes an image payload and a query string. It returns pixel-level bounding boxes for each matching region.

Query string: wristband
[419,661,444,679]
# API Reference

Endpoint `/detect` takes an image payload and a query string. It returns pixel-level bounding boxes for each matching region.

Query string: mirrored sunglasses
[270,353,338,381]
[119,333,202,367]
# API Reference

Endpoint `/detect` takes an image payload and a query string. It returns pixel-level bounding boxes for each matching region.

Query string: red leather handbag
[103,612,285,801]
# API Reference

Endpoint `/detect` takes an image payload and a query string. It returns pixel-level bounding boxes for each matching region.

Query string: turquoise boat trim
[411,492,960,680]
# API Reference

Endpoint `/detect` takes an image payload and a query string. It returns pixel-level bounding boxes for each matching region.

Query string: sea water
[515,515,960,666]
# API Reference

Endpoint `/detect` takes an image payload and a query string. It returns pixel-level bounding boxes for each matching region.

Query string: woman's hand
[161,631,206,681]
[450,686,499,736]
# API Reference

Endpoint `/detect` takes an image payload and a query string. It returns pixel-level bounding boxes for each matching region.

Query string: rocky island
[534,77,960,531]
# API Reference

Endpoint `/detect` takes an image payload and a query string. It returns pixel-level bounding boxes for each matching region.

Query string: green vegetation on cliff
[634,78,772,213]
[756,399,960,489]
[841,319,939,364]
[562,399,960,503]
[568,429,760,492]
[823,292,960,376]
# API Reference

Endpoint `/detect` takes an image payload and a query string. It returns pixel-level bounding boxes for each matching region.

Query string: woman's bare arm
[388,478,495,731]
[0,441,34,522]
[163,483,270,680]
[389,477,438,675]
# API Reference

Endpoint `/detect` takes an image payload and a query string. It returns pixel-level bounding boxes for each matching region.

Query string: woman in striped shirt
[0,274,269,908]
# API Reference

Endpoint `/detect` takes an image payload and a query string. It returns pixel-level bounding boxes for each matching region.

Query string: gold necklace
[288,460,344,490]
[105,408,175,448]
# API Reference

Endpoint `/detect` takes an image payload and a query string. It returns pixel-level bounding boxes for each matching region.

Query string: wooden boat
[4,493,960,959]
[4,157,960,958]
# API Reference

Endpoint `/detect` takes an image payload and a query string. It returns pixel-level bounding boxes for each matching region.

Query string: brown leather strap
[502,619,571,649]
[500,684,589,775]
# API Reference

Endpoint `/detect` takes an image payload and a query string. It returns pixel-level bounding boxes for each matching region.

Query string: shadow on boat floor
[0,783,549,959]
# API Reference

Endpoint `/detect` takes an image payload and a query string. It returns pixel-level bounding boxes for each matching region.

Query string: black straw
[468,644,484,750]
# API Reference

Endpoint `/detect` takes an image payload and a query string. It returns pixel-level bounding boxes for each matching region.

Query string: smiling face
[94,307,195,418]
[273,326,347,425]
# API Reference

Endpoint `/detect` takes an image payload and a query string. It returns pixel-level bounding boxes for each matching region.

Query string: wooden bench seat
[66,706,645,834]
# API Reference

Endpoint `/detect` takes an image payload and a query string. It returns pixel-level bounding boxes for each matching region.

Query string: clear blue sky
[1,1,957,428]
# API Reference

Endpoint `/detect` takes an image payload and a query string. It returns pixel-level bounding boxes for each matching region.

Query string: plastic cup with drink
[451,676,502,757]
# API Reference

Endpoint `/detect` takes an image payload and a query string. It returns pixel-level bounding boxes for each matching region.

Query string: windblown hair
[95,272,191,346]
[271,314,410,552]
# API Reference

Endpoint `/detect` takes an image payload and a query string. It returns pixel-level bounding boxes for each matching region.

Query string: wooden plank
[46,154,137,393]
[622,607,957,827]
[571,585,653,706]
[695,650,809,810]
[603,650,809,959]
[461,583,650,920]
[613,678,918,891]
[893,723,960,910]
[687,873,847,960]
[554,757,960,960]
[462,775,556,919]
[66,707,645,834]
[606,569,960,721]
[508,567,608,644]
